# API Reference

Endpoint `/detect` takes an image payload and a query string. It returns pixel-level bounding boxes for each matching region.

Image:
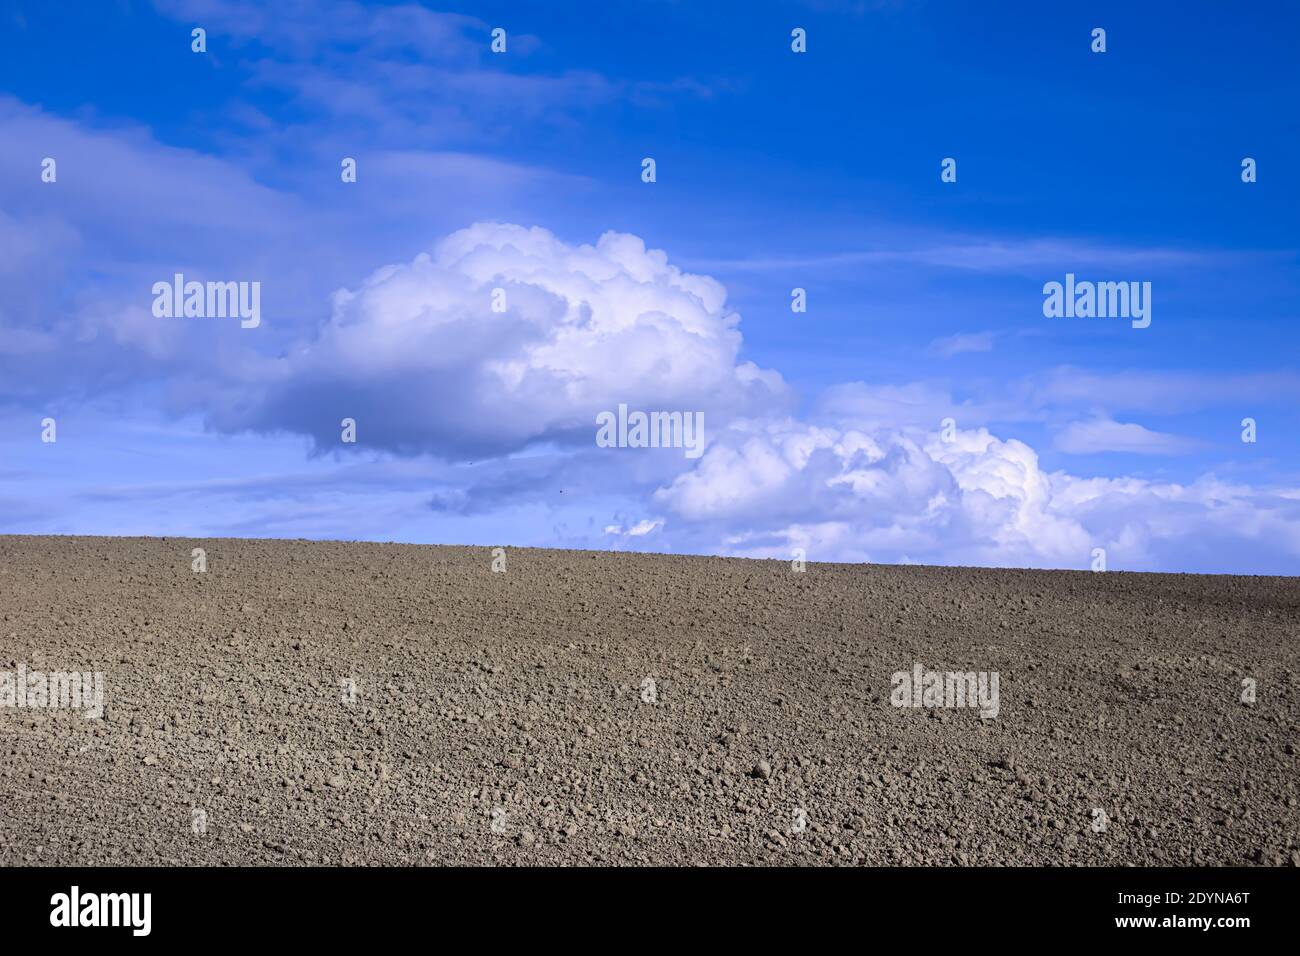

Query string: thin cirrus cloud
[152,0,716,144]
[929,331,996,358]
[1052,417,1200,456]
[152,0,489,57]
[687,238,1240,274]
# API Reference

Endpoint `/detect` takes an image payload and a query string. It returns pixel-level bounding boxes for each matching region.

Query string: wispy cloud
[153,0,725,147]
[689,237,1260,274]
[929,331,996,357]
[1053,417,1200,456]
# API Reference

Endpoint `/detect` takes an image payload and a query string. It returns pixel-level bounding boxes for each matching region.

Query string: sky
[0,0,1298,573]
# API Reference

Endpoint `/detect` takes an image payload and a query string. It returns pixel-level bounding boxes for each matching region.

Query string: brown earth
[0,534,1297,866]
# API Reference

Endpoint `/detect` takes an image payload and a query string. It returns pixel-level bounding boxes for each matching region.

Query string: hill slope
[1,534,1297,865]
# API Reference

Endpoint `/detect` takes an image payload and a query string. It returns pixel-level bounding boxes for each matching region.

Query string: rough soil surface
[0,534,1297,866]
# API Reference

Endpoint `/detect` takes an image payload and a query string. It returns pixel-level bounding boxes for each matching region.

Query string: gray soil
[0,534,1296,866]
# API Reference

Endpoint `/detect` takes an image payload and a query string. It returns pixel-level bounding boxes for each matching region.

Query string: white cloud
[688,236,1237,274]
[650,416,1300,572]
[1027,366,1300,416]
[210,223,789,457]
[604,518,663,537]
[815,381,1025,431]
[1053,416,1198,455]
[929,331,996,357]
[655,419,1091,567]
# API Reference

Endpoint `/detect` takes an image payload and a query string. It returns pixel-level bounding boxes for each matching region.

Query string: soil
[1,534,1296,866]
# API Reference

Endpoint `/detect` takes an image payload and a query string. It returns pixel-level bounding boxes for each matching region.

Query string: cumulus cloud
[654,419,1090,567]
[647,416,1300,572]
[209,223,789,458]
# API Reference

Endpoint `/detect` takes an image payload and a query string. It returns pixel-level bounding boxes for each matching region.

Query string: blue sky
[1,0,1298,573]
